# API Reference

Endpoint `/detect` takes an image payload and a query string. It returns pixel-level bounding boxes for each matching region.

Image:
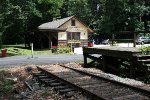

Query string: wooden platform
[83,46,150,79]
[83,46,141,58]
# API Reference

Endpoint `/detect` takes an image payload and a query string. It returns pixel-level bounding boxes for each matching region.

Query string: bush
[56,44,71,54]
[0,70,14,95]
[51,48,57,53]
[139,45,150,55]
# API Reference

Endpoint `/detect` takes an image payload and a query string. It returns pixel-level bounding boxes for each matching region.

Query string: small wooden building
[38,16,94,48]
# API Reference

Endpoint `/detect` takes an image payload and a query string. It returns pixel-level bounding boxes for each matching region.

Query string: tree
[0,0,13,35]
[66,0,102,32]
[36,0,64,22]
[67,0,90,19]
[1,0,150,44]
[1,0,37,44]
[100,0,150,34]
[60,0,69,18]
[0,0,64,44]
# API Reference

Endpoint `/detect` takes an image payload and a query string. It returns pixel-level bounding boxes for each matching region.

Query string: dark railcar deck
[83,46,141,58]
[83,46,149,78]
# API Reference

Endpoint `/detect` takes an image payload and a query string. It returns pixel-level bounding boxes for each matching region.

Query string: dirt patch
[0,64,87,100]
[0,65,62,100]
[1,63,148,100]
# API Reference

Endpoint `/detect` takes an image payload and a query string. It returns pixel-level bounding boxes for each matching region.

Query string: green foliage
[139,45,150,55]
[37,0,64,22]
[145,75,150,84]
[100,0,149,34]
[124,1,147,31]
[51,48,57,53]
[0,70,14,95]
[1,0,150,45]
[56,45,71,54]
[67,0,102,31]
[0,0,63,45]
[67,0,150,34]
[2,44,52,56]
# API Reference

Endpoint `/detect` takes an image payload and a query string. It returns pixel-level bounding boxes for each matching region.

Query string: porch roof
[39,28,67,32]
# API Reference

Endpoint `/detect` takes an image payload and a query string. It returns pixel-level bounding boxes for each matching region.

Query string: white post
[31,43,33,58]
[71,32,73,52]
[71,42,72,52]
[49,34,51,49]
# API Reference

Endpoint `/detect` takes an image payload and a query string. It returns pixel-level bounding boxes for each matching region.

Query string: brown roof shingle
[38,16,74,30]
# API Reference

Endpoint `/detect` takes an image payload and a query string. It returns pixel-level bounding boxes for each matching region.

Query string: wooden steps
[136,55,150,57]
[138,59,150,64]
[136,55,150,78]
[137,55,150,64]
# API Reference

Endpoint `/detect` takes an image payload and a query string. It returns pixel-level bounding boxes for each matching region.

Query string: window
[67,33,71,40]
[71,20,75,26]
[72,32,80,40]
[67,32,80,40]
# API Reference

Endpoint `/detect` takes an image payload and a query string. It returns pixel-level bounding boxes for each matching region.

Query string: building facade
[38,16,94,48]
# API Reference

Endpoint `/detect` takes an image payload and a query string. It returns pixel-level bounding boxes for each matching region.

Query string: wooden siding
[58,40,67,45]
[58,32,67,40]
[59,19,88,40]
[58,39,88,47]
[80,39,88,46]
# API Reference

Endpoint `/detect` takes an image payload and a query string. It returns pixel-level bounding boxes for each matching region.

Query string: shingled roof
[38,16,74,30]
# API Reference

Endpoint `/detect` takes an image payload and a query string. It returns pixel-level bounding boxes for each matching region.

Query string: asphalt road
[0,54,83,67]
[1,43,147,68]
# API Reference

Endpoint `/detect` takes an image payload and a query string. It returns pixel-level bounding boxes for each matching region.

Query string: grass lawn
[1,44,52,56]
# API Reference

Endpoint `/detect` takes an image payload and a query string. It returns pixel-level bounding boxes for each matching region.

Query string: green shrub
[138,45,150,55]
[56,45,71,54]
[51,48,57,53]
[0,79,14,94]
[0,71,14,95]
[145,75,150,84]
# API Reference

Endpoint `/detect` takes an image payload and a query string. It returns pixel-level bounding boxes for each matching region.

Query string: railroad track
[35,64,150,100]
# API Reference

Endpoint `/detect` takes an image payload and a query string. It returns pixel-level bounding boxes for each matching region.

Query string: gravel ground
[0,64,90,100]
[0,63,149,100]
[64,63,149,87]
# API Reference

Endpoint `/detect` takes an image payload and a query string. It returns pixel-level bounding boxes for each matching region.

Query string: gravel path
[0,54,83,67]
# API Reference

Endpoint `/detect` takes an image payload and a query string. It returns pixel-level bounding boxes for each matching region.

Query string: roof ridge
[53,16,74,22]
[57,16,74,27]
[38,16,74,29]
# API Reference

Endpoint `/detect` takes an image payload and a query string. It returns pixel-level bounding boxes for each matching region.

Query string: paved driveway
[0,54,83,67]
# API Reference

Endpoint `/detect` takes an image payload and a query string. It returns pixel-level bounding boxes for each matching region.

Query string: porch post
[49,33,51,49]
[133,32,136,47]
[112,34,115,46]
[71,32,73,52]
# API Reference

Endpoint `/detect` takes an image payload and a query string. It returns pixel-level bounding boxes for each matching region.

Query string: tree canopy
[0,0,150,44]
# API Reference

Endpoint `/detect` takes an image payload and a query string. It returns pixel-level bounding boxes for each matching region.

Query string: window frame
[71,19,75,26]
[67,32,80,41]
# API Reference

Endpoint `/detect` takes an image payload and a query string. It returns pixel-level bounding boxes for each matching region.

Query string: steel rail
[59,64,150,96]
[36,65,150,99]
[36,66,105,100]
